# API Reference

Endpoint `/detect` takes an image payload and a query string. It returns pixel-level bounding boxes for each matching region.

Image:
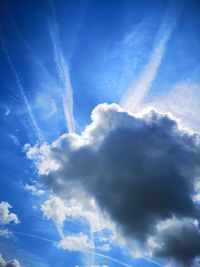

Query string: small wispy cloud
[0,31,43,142]
[121,31,171,112]
[24,184,45,196]
[0,228,13,239]
[49,0,76,133]
[121,3,181,113]
[0,103,10,116]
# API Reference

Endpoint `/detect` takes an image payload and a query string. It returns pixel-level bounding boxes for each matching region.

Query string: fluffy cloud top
[58,233,92,251]
[0,254,21,267]
[0,202,20,225]
[28,103,200,265]
[41,196,113,238]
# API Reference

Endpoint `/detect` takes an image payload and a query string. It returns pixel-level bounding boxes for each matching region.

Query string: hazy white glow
[121,5,179,113]
[121,30,171,112]
[0,228,13,238]
[148,82,200,132]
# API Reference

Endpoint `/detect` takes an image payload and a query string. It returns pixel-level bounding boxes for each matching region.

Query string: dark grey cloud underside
[37,104,200,265]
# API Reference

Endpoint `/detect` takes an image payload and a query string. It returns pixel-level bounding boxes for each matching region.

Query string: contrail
[14,229,161,267]
[121,3,181,113]
[14,229,131,266]
[13,230,58,244]
[4,7,55,85]
[14,230,132,266]
[121,30,171,112]
[49,0,75,133]
[86,250,133,267]
[142,256,163,267]
[0,31,43,142]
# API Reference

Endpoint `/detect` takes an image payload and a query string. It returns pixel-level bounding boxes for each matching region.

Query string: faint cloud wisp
[49,0,76,133]
[121,3,181,113]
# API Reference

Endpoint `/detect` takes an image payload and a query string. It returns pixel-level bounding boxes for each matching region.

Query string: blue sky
[0,0,200,267]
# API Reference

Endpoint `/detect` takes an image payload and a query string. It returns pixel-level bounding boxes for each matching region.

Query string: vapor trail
[142,256,163,267]
[121,5,180,113]
[86,250,133,267]
[5,9,55,85]
[0,32,43,142]
[14,230,132,266]
[13,230,57,244]
[49,0,75,133]
[121,31,171,112]
[14,229,160,266]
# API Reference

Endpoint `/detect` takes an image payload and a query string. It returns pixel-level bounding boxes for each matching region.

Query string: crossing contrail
[49,0,75,133]
[121,30,171,112]
[87,250,133,267]
[14,229,161,267]
[121,3,181,113]
[0,31,43,142]
[14,230,131,267]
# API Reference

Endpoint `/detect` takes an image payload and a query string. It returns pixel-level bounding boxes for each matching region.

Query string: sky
[0,0,200,266]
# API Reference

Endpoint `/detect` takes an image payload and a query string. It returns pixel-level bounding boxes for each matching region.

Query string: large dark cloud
[149,218,200,266]
[29,103,200,265]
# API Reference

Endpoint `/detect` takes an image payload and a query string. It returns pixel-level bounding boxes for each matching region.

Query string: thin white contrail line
[121,30,171,112]
[0,31,43,142]
[142,256,163,267]
[49,0,75,133]
[5,8,55,85]
[14,229,161,267]
[121,3,181,113]
[86,250,133,267]
[14,230,131,266]
[13,230,57,244]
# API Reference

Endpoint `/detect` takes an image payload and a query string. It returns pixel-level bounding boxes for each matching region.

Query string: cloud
[0,254,21,267]
[121,2,180,113]
[0,228,13,239]
[149,218,200,266]
[148,82,200,132]
[0,202,20,225]
[121,29,171,112]
[0,104,10,116]
[74,266,107,267]
[41,196,113,238]
[49,0,75,133]
[58,233,92,251]
[28,103,200,264]
[41,196,67,237]
[8,134,20,147]
[25,184,45,196]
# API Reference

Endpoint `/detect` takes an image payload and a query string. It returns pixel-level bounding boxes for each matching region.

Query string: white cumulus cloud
[58,233,92,252]
[28,103,200,265]
[0,202,20,225]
